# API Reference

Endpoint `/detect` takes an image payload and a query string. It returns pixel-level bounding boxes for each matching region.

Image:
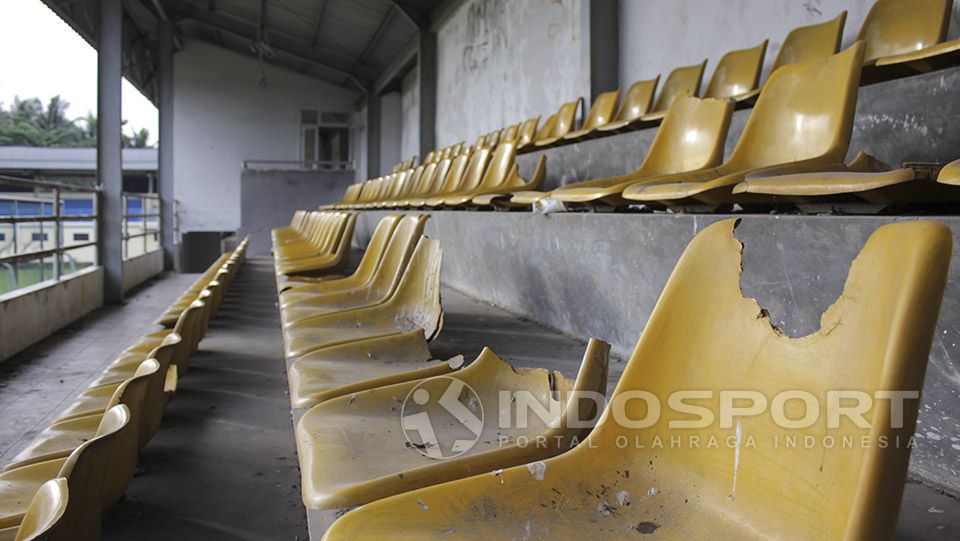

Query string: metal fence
[242,159,354,171]
[0,175,99,294]
[122,192,161,260]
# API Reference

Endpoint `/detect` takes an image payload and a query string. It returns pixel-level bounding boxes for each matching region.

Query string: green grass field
[0,262,92,295]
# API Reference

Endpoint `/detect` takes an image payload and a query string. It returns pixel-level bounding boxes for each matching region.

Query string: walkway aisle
[102,258,308,540]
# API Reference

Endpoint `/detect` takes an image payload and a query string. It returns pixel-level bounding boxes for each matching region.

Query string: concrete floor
[0,257,958,539]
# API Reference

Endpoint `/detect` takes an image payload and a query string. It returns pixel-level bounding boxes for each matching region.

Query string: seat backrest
[722,42,865,173]
[52,404,131,539]
[419,158,452,197]
[484,130,501,148]
[454,147,493,192]
[587,218,950,538]
[516,117,540,147]
[857,0,952,63]
[432,153,470,195]
[549,100,581,138]
[475,141,519,190]
[14,478,69,541]
[636,96,734,177]
[612,76,660,122]
[338,215,400,288]
[580,89,621,131]
[501,124,520,142]
[385,236,443,341]
[773,12,847,71]
[356,215,428,299]
[534,114,557,142]
[704,41,768,99]
[649,60,707,113]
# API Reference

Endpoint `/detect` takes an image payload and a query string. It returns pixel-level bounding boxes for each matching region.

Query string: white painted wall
[400,67,421,161]
[619,0,960,93]
[436,0,586,146]
[173,39,359,232]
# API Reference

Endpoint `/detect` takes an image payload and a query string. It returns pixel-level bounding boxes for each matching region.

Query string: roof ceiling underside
[40,0,445,105]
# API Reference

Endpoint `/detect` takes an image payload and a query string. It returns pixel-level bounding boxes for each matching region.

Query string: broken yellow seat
[278,215,401,294]
[469,155,547,207]
[731,156,960,203]
[636,60,707,124]
[704,41,768,103]
[623,42,865,206]
[288,329,457,409]
[860,0,960,82]
[0,405,128,534]
[280,215,426,325]
[298,339,608,509]
[323,218,951,540]
[283,237,443,359]
[737,12,847,103]
[561,89,622,141]
[533,99,582,147]
[938,159,960,185]
[594,76,660,134]
[529,96,732,207]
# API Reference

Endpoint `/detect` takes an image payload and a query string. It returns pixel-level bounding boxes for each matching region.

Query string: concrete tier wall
[354,210,960,495]
[122,249,164,293]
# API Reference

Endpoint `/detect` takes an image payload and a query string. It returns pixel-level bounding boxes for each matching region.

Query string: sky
[0,0,159,145]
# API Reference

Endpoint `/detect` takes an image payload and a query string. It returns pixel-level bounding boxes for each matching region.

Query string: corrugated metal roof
[40,0,445,102]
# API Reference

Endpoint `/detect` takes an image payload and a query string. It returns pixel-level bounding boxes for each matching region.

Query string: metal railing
[242,159,354,171]
[0,175,99,294]
[122,192,161,260]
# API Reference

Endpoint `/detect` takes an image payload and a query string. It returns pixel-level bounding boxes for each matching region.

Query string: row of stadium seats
[330,0,960,211]
[271,211,950,539]
[0,239,248,540]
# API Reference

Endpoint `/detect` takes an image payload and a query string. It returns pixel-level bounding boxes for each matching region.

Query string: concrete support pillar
[379,92,402,175]
[417,31,437,157]
[158,19,176,270]
[97,0,124,303]
[581,0,620,102]
[366,93,381,179]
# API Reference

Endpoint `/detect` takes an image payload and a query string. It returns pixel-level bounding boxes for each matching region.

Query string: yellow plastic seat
[392,161,448,208]
[276,213,356,277]
[515,116,540,150]
[298,340,609,509]
[407,152,471,207]
[283,237,443,359]
[156,252,232,327]
[594,76,660,133]
[288,329,457,409]
[468,155,547,207]
[5,361,155,484]
[518,96,732,207]
[500,124,520,143]
[278,215,401,294]
[533,100,582,147]
[731,156,960,203]
[938,159,960,185]
[0,405,130,533]
[8,478,69,541]
[436,142,526,207]
[280,215,427,324]
[703,41,768,103]
[424,148,491,207]
[323,218,952,540]
[623,42,865,206]
[636,60,707,124]
[561,89,622,141]
[737,12,847,103]
[859,0,960,82]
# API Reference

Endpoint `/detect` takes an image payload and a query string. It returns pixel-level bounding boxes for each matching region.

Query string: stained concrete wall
[0,267,104,362]
[400,67,421,162]
[122,249,164,293]
[619,0,960,94]
[516,66,960,190]
[380,92,403,174]
[435,0,587,146]
[173,39,359,233]
[239,169,355,256]
[353,210,960,495]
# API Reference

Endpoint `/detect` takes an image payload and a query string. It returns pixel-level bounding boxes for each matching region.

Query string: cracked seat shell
[323,218,951,540]
[283,236,443,359]
[298,339,609,509]
[623,42,866,206]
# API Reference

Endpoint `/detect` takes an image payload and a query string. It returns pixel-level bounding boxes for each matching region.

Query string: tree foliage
[0,96,151,148]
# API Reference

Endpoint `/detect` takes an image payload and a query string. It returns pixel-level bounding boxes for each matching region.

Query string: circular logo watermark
[401,376,484,460]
